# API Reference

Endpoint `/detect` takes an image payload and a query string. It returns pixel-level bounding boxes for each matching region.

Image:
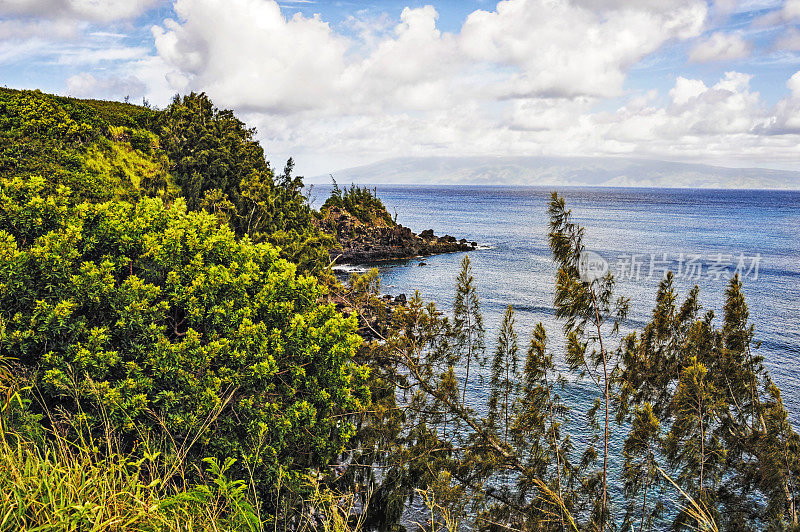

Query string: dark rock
[318,206,478,264]
[396,293,407,303]
[418,261,427,266]
[471,242,477,247]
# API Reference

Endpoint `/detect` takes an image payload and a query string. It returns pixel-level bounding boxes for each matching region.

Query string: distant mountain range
[311,156,800,189]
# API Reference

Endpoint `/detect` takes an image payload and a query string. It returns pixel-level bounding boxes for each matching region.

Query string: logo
[578,250,608,283]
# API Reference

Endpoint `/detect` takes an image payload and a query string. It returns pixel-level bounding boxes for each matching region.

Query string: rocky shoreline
[319,205,477,264]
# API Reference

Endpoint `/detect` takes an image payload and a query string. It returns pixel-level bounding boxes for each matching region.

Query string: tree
[756,382,799,528]
[488,305,519,447]
[508,322,576,531]
[548,192,629,528]
[453,254,485,405]
[160,93,333,275]
[666,354,726,529]
[617,269,800,531]
[0,87,168,203]
[622,403,664,532]
[159,92,269,212]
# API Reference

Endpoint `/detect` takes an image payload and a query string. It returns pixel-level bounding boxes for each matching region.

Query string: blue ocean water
[313,184,800,517]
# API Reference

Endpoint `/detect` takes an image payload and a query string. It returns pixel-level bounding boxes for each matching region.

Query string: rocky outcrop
[319,206,477,264]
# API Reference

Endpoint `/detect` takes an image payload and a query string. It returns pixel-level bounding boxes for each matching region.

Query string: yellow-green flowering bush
[0,175,369,498]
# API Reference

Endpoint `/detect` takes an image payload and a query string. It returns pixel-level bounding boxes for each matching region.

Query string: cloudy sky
[3,0,800,176]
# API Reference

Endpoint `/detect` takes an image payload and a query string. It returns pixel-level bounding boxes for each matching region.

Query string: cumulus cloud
[784,0,800,18]
[532,71,795,166]
[758,71,800,134]
[4,0,797,174]
[254,70,800,175]
[689,31,751,62]
[153,0,351,113]
[136,0,800,174]
[460,0,705,98]
[151,0,707,115]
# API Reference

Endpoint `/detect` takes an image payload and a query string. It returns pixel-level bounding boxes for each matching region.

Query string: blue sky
[2,0,800,176]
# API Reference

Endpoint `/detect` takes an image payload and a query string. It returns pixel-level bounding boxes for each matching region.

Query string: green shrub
[0,175,370,500]
[0,88,171,203]
[322,182,393,226]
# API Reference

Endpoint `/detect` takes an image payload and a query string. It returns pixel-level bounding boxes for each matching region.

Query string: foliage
[619,271,800,531]
[3,84,800,531]
[453,254,485,405]
[0,388,370,532]
[322,180,394,226]
[0,432,261,531]
[0,176,369,504]
[1,88,333,277]
[0,87,171,203]
[158,92,269,212]
[548,192,630,529]
[160,93,333,275]
[487,305,519,444]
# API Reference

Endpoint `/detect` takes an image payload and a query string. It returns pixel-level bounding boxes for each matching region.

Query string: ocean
[312,184,800,518]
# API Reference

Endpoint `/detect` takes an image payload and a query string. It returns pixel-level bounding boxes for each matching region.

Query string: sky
[2,0,800,177]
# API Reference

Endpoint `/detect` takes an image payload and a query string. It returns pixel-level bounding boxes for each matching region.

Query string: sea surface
[313,184,800,518]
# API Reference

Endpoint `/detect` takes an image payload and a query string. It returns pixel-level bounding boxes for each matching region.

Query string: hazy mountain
[311,156,800,189]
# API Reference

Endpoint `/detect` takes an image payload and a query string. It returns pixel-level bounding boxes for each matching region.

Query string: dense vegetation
[0,88,369,528]
[159,94,332,275]
[322,181,394,226]
[1,88,798,531]
[0,88,169,203]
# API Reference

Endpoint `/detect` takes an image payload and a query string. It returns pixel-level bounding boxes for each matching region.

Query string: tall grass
[0,358,366,532]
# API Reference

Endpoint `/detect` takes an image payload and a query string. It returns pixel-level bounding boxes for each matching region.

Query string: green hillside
[0,88,370,528]
[0,88,169,203]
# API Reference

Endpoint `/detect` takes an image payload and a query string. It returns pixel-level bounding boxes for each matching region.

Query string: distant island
[314,155,800,189]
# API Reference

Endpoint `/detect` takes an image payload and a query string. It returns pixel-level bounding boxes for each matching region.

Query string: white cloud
[759,70,800,133]
[787,70,800,95]
[256,70,800,176]
[66,71,146,99]
[572,0,702,12]
[136,0,800,174]
[153,0,351,113]
[784,0,800,18]
[689,31,751,62]
[0,0,162,22]
[459,0,706,98]
[152,0,707,115]
[56,45,150,65]
[559,71,797,166]
[0,18,79,40]
[5,0,799,174]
